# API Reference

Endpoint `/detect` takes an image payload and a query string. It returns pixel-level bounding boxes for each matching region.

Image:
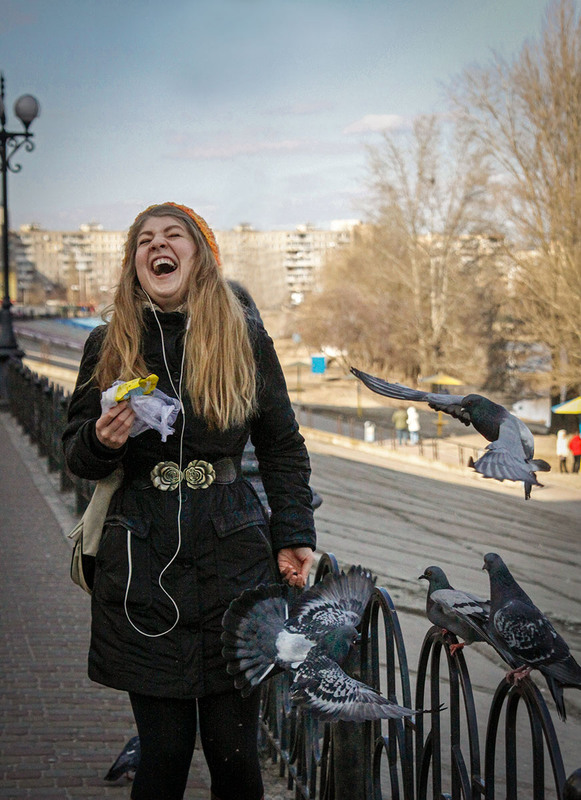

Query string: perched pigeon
[419,566,490,655]
[350,367,550,499]
[482,552,581,720]
[564,768,581,800]
[222,566,423,722]
[104,735,140,782]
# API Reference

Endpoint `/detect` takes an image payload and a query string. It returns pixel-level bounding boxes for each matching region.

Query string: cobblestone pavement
[0,411,293,800]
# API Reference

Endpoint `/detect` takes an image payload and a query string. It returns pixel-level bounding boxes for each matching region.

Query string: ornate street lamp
[0,73,40,402]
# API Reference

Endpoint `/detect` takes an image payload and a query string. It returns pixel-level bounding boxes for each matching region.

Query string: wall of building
[11,219,361,311]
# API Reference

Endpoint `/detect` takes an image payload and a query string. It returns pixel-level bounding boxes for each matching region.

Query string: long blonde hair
[94,204,257,430]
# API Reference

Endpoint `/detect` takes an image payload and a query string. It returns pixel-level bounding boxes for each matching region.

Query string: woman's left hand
[277,546,314,589]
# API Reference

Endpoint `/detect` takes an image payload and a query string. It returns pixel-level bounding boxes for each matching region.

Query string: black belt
[144,458,238,491]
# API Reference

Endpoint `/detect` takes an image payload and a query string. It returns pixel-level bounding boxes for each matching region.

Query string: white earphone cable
[123,292,189,638]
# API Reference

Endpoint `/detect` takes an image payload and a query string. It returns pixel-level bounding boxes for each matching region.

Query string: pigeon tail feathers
[530,458,551,473]
[291,651,419,722]
[473,444,542,485]
[539,654,581,722]
[541,653,581,688]
[221,583,290,696]
[544,675,567,721]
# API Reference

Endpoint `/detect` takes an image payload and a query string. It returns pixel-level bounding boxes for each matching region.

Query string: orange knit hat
[137,202,221,267]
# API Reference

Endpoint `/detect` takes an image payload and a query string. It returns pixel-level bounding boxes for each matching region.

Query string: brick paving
[0,411,292,800]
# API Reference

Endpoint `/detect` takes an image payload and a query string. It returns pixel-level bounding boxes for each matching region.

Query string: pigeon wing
[473,429,542,486]
[104,736,141,782]
[429,588,489,645]
[541,650,581,688]
[431,588,489,619]
[286,566,376,636]
[350,368,430,402]
[493,599,562,668]
[291,651,418,722]
[350,368,470,422]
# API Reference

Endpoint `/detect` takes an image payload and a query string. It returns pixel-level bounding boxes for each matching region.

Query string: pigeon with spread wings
[350,367,550,499]
[222,566,426,722]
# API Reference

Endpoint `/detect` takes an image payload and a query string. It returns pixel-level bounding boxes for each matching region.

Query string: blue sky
[2,0,552,232]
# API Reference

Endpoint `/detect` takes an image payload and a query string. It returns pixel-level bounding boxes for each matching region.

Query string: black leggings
[129,690,264,800]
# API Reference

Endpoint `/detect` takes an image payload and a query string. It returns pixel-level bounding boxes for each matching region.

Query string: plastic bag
[101,380,181,443]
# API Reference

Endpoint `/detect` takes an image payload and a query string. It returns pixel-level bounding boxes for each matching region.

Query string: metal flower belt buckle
[150,460,216,491]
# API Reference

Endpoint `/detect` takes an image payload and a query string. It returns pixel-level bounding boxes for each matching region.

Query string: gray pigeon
[564,768,581,800]
[350,367,550,499]
[483,552,581,720]
[419,566,490,655]
[221,566,422,722]
[104,735,140,782]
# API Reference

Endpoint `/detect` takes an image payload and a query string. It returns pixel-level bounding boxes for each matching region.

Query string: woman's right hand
[95,401,136,449]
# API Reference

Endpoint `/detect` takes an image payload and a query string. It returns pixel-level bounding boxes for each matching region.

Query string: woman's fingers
[95,402,135,449]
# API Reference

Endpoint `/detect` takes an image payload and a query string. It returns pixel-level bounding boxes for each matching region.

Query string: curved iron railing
[5,360,581,800]
[257,565,581,800]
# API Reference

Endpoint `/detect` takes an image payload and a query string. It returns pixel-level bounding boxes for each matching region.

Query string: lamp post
[0,73,40,403]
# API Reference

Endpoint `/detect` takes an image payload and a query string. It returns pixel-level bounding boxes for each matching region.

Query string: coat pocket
[211,505,275,605]
[93,514,152,608]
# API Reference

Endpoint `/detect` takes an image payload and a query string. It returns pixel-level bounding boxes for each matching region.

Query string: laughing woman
[62,202,316,800]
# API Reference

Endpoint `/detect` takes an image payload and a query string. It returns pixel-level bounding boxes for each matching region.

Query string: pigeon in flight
[350,367,550,499]
[419,566,490,655]
[104,735,140,783]
[222,566,424,722]
[482,552,581,720]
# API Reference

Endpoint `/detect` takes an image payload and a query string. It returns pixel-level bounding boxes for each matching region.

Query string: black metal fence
[6,360,581,800]
[293,404,482,471]
[7,361,92,510]
[260,555,581,800]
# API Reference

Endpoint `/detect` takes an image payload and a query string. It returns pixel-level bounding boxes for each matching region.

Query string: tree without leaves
[450,0,581,395]
[298,115,504,384]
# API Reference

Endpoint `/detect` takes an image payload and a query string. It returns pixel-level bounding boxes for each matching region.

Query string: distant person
[391,407,408,445]
[569,431,581,473]
[556,429,569,473]
[407,406,420,445]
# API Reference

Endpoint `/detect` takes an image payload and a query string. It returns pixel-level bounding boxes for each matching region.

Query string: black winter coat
[62,306,315,697]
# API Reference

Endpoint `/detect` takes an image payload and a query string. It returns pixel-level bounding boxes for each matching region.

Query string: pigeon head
[461,394,487,408]
[318,625,360,665]
[461,394,493,422]
[419,566,451,591]
[461,394,504,438]
[483,552,535,608]
[482,552,505,575]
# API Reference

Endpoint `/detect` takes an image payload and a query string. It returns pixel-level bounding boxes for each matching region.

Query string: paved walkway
[0,411,292,800]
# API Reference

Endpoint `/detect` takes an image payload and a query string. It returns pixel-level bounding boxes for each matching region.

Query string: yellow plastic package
[113,374,158,402]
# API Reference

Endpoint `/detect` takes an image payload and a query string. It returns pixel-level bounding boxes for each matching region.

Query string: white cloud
[343,114,407,134]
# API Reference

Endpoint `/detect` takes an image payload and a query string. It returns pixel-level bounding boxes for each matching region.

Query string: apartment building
[283,220,360,304]
[15,223,125,308]
[11,219,361,310]
[215,224,287,310]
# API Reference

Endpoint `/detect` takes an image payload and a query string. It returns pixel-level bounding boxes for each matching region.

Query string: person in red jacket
[568,432,581,473]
